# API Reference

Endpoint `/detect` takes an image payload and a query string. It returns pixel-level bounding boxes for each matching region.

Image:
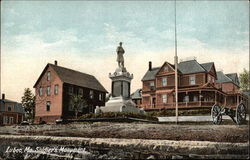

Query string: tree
[70,94,87,119]
[239,68,249,91]
[21,88,35,122]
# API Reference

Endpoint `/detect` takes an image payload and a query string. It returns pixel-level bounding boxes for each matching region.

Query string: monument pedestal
[96,67,143,114]
[95,42,144,114]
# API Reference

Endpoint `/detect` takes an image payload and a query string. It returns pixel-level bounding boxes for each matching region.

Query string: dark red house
[34,61,107,123]
[141,59,248,111]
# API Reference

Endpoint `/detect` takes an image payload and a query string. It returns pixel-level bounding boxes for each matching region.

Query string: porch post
[215,91,217,104]
[199,90,201,107]
[150,96,153,108]
[224,95,227,106]
[186,91,188,107]
[237,94,239,106]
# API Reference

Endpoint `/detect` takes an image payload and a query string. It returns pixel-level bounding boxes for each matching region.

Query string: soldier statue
[116,42,125,68]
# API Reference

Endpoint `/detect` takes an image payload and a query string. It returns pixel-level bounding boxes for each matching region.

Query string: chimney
[54,60,58,66]
[149,61,152,71]
[2,94,5,100]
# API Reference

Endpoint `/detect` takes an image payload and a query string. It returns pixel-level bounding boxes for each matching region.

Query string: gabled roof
[226,73,240,87]
[131,89,142,99]
[0,99,17,103]
[157,61,181,74]
[216,71,234,83]
[34,63,107,93]
[141,67,161,81]
[178,60,206,74]
[201,62,214,72]
[142,60,216,81]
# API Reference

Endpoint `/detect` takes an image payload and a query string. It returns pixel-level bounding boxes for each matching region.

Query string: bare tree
[70,94,87,119]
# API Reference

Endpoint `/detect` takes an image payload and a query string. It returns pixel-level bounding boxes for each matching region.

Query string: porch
[142,89,226,110]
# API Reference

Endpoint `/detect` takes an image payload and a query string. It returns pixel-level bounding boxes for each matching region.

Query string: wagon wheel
[211,104,222,125]
[236,103,247,125]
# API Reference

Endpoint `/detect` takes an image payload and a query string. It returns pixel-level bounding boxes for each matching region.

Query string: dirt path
[0,122,248,143]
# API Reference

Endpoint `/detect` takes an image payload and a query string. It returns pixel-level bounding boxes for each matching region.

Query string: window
[79,88,83,96]
[47,71,51,81]
[149,81,155,90]
[99,93,103,101]
[46,101,51,111]
[193,96,198,102]
[162,77,167,87]
[162,94,167,104]
[164,66,169,72]
[149,81,154,87]
[184,96,189,102]
[9,117,14,124]
[69,86,73,95]
[47,86,51,96]
[7,104,12,112]
[3,116,8,124]
[54,85,59,95]
[39,87,43,96]
[208,76,211,82]
[189,76,196,85]
[89,90,94,99]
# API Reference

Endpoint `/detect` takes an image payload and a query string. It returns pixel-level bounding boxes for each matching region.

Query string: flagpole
[174,0,178,124]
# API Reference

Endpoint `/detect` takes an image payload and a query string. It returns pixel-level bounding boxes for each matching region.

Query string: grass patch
[79,112,158,121]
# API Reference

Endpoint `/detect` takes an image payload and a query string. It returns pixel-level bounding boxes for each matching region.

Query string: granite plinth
[96,96,143,114]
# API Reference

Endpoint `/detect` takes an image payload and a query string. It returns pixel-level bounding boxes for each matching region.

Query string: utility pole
[174,0,178,124]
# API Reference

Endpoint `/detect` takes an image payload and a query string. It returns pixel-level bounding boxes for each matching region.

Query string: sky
[1,1,249,102]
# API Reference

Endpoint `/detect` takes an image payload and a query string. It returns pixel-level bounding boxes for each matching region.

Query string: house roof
[141,67,161,81]
[201,62,214,72]
[0,99,25,113]
[216,71,234,83]
[226,73,240,87]
[34,63,108,93]
[142,60,216,81]
[131,89,142,99]
[178,60,206,74]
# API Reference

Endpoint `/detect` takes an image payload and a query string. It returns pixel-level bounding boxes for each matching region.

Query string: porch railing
[142,101,215,110]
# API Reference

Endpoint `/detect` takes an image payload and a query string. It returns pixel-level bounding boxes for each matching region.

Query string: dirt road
[0,122,248,143]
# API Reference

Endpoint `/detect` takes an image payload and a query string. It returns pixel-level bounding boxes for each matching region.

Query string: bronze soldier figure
[116,42,125,68]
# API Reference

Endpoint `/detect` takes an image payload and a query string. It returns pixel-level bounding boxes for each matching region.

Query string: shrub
[79,112,158,121]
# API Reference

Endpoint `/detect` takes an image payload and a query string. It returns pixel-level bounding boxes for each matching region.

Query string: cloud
[1,22,248,102]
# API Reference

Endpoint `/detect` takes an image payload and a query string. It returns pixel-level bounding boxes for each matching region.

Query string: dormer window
[47,71,51,81]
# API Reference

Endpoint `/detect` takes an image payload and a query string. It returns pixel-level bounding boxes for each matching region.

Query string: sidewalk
[158,115,249,122]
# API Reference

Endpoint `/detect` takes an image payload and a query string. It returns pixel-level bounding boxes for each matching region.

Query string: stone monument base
[95,96,144,114]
